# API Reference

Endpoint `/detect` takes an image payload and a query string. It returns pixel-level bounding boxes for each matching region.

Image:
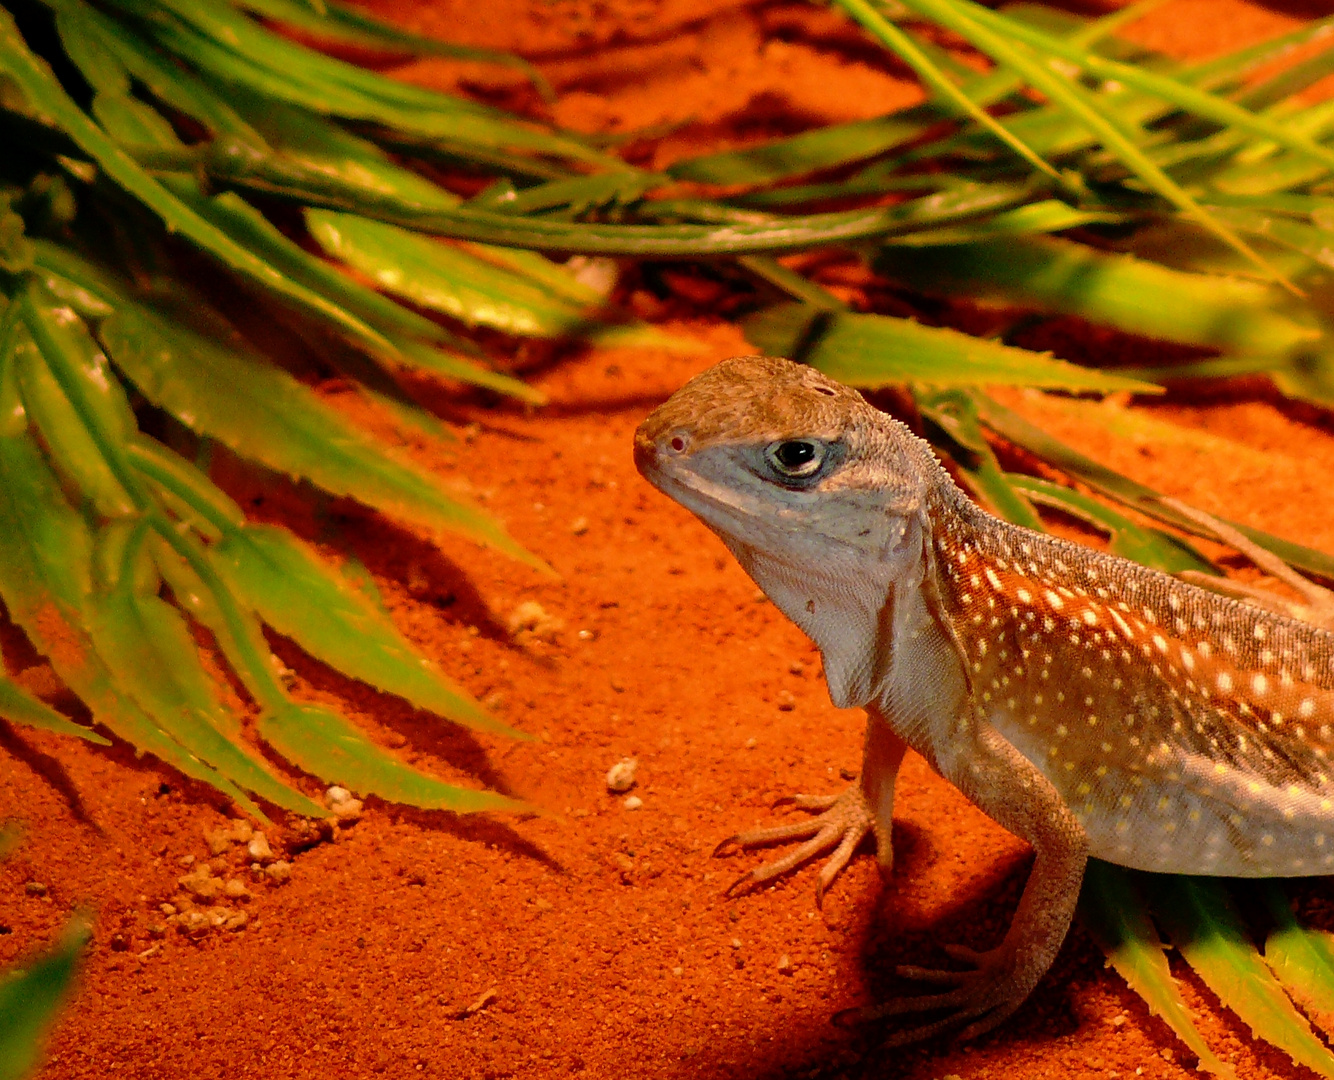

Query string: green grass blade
[477,171,668,216]
[959,0,1334,176]
[305,209,670,345]
[1080,863,1233,1077]
[203,148,1033,252]
[1260,882,1334,1036]
[115,0,614,167]
[741,303,1160,393]
[668,112,938,185]
[158,175,442,354]
[0,10,423,350]
[875,237,1318,357]
[1007,474,1215,574]
[51,0,260,140]
[86,524,324,817]
[95,302,548,571]
[1149,876,1334,1079]
[222,91,463,214]
[257,702,528,813]
[11,319,136,519]
[0,922,88,1080]
[50,4,129,96]
[668,0,1162,184]
[0,426,261,812]
[207,521,523,738]
[0,666,107,744]
[970,391,1334,582]
[883,200,1126,246]
[889,0,1291,286]
[829,0,1062,184]
[916,388,1041,528]
[147,532,525,812]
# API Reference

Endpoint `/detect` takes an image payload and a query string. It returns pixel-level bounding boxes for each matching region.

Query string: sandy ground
[6,1,1334,1078]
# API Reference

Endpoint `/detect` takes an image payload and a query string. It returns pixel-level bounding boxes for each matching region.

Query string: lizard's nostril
[669,435,687,453]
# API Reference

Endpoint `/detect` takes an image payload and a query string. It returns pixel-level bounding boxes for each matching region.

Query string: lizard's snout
[633,414,689,480]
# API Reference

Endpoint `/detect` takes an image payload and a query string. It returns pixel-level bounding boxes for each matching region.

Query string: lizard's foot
[714,786,878,903]
[836,941,1029,1046]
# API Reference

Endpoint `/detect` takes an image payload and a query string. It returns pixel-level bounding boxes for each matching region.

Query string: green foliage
[5,0,1334,1066]
[0,922,85,1080]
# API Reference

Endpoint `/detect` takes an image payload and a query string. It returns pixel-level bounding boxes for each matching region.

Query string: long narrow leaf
[883,0,1290,285]
[1260,883,1334,1036]
[971,390,1334,582]
[1007,473,1216,574]
[876,237,1318,357]
[1081,862,1232,1077]
[0,11,416,355]
[0,922,87,1080]
[0,666,106,744]
[742,303,1160,392]
[306,210,671,345]
[86,524,325,817]
[0,426,262,814]
[208,522,523,738]
[1149,876,1334,1079]
[95,302,548,571]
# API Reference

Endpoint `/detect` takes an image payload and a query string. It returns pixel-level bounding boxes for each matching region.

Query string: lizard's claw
[835,942,1027,1046]
[714,786,877,902]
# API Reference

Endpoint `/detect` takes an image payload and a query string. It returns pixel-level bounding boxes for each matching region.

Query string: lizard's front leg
[855,723,1088,1044]
[718,712,906,901]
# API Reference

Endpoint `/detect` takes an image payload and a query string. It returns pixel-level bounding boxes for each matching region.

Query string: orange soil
[5,2,1334,1079]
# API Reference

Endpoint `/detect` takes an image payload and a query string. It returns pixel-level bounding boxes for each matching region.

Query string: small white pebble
[570,517,589,536]
[623,795,643,811]
[744,738,757,749]
[605,758,638,793]
[331,798,364,822]
[777,954,792,974]
[326,786,352,806]
[247,833,274,863]
[731,938,742,949]
[670,965,683,977]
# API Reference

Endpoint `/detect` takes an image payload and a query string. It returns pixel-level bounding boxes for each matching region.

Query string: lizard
[632,354,1334,1044]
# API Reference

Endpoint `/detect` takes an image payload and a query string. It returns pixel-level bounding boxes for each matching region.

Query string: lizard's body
[633,355,1334,1041]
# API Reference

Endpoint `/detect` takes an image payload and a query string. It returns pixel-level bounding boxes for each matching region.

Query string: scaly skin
[633,355,1334,1043]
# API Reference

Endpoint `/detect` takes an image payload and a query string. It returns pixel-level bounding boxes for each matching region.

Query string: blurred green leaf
[257,701,528,813]
[0,664,106,744]
[875,237,1318,357]
[916,388,1042,529]
[742,303,1161,392]
[0,921,87,1080]
[96,302,548,571]
[306,209,671,346]
[1007,473,1216,574]
[1260,883,1334,1037]
[1149,876,1334,1079]
[1080,863,1233,1077]
[970,390,1334,582]
[209,521,522,738]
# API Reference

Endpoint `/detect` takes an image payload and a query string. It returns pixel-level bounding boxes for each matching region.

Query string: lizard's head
[634,355,958,710]
[634,355,939,556]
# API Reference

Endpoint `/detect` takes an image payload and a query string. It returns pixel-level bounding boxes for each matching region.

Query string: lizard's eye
[766,439,824,479]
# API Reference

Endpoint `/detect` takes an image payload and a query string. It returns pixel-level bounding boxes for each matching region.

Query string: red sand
[5,2,1334,1078]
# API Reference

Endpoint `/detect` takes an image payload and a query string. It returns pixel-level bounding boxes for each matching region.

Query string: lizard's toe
[715,785,877,901]
[836,942,1030,1045]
